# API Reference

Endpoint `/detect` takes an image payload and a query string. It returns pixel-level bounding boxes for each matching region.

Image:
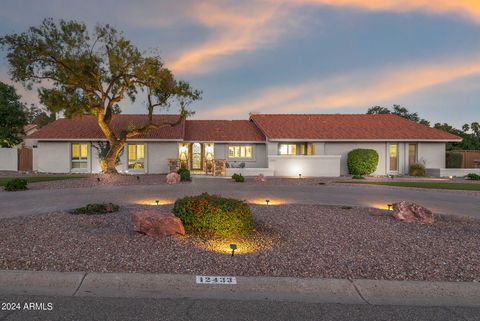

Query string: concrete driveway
[0,177,479,218]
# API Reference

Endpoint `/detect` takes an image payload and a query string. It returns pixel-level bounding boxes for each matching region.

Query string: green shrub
[352,175,364,179]
[173,193,254,237]
[232,173,245,182]
[408,163,426,177]
[347,149,379,176]
[4,178,28,191]
[446,152,463,168]
[72,203,119,215]
[177,168,191,181]
[466,173,480,180]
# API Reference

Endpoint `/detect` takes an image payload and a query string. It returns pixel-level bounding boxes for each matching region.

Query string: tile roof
[28,114,185,140]
[250,114,462,141]
[184,120,265,141]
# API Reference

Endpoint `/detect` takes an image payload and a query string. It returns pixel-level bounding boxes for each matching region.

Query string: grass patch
[0,176,84,187]
[341,181,480,191]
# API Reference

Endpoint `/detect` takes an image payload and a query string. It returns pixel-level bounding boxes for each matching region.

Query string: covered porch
[168,142,226,176]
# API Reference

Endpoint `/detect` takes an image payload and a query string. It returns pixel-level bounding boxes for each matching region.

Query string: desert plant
[71,203,119,215]
[177,168,191,181]
[446,152,463,168]
[4,178,28,191]
[232,173,245,182]
[172,193,254,237]
[347,149,379,176]
[466,173,480,180]
[408,163,426,177]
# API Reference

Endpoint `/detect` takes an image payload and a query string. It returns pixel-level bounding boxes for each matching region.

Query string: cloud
[198,55,480,118]
[169,0,480,75]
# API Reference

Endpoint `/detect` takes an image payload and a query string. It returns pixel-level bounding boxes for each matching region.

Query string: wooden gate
[18,147,33,171]
[457,150,480,168]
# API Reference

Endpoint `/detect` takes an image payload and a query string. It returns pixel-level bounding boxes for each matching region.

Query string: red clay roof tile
[184,120,265,141]
[250,114,462,141]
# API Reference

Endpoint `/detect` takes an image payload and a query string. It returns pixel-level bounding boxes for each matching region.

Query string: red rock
[166,172,181,185]
[132,210,185,237]
[255,174,266,182]
[392,201,434,224]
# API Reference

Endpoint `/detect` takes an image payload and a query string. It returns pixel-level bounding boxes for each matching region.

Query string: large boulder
[392,201,434,224]
[132,210,185,237]
[166,172,181,185]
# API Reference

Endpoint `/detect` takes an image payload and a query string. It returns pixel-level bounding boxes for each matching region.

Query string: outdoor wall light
[387,204,393,211]
[155,200,160,205]
[265,199,270,205]
[230,243,237,256]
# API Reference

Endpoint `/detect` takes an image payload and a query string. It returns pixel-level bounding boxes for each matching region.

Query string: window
[228,145,253,159]
[408,144,417,166]
[389,144,398,172]
[279,143,314,156]
[128,144,145,169]
[279,144,296,155]
[71,143,88,170]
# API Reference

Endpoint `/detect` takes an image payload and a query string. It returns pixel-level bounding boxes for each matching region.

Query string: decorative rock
[255,174,266,182]
[392,201,434,224]
[166,172,181,185]
[132,210,185,237]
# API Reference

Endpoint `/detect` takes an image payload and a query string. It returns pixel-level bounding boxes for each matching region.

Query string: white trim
[35,138,183,142]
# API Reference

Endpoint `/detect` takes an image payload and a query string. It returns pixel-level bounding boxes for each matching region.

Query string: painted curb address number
[196,276,237,285]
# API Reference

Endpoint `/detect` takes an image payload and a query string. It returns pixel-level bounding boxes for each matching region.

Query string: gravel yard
[1,204,479,282]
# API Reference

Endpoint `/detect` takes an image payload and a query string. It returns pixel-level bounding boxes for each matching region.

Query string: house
[27,113,461,177]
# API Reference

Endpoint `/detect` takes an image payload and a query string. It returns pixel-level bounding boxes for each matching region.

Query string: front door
[191,143,202,170]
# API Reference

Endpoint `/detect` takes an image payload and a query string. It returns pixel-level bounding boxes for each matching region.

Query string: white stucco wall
[147,142,178,174]
[418,143,446,169]
[268,155,341,177]
[324,142,388,175]
[0,148,18,171]
[36,142,71,173]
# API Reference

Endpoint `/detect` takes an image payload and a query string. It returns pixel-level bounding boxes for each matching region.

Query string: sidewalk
[1,270,479,307]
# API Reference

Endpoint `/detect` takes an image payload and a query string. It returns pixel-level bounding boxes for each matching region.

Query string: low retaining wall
[268,155,341,177]
[427,168,480,177]
[226,168,274,177]
[0,148,18,171]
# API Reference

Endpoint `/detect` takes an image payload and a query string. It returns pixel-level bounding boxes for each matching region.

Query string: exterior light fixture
[265,199,270,205]
[230,244,237,256]
[137,175,140,180]
[298,173,302,179]
[387,204,393,211]
[155,200,160,205]
[97,177,101,182]
[448,176,453,179]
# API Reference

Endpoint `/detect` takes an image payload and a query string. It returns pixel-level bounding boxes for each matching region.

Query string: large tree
[367,104,430,126]
[0,18,201,173]
[0,81,28,147]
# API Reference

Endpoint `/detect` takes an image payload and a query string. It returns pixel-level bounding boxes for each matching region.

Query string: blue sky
[1,0,479,128]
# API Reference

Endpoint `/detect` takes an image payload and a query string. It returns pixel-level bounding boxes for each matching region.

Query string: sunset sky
[1,0,480,128]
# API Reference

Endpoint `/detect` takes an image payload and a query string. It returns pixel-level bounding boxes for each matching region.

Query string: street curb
[0,270,479,307]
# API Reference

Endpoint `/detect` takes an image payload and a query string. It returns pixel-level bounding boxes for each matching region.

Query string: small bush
[466,173,480,180]
[232,173,245,182]
[177,168,191,181]
[173,193,254,237]
[408,163,426,177]
[347,149,379,176]
[4,178,28,191]
[352,175,364,179]
[72,203,119,215]
[446,152,463,168]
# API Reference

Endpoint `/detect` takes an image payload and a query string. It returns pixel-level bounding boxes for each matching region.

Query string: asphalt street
[1,295,479,321]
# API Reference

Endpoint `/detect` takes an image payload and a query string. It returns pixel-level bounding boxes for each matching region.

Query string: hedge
[347,149,379,176]
[446,152,463,168]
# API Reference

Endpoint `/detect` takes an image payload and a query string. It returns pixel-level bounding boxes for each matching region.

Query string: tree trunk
[100,140,125,174]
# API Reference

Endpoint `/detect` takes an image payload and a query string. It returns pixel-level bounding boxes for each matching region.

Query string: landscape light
[97,177,101,182]
[448,176,453,179]
[230,244,237,256]
[298,173,302,179]
[155,200,160,205]
[136,175,140,180]
[387,204,393,211]
[266,199,270,205]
